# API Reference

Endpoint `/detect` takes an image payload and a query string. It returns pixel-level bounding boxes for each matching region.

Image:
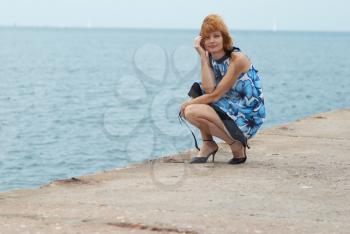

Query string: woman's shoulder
[230,51,252,72]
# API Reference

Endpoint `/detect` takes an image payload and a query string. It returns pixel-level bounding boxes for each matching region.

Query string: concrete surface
[0,109,350,234]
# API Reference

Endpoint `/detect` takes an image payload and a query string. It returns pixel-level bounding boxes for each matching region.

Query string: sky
[0,0,349,32]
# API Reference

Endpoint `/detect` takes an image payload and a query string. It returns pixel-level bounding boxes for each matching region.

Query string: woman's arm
[194,36,216,93]
[200,55,216,94]
[181,54,249,117]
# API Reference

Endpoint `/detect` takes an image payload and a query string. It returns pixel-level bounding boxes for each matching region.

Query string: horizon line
[0,24,349,33]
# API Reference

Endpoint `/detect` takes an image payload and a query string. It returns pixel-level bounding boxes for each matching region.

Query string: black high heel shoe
[189,139,219,164]
[227,140,247,165]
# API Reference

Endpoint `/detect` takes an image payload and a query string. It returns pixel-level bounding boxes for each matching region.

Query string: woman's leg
[193,113,213,141]
[184,104,244,157]
[184,109,218,157]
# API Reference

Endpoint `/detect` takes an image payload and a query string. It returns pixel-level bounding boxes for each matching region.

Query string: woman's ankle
[202,140,218,151]
[228,141,244,156]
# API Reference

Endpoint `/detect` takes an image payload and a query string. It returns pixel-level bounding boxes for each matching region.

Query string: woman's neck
[210,50,226,60]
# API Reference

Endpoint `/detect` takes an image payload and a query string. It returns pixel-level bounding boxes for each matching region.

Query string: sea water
[0,27,349,192]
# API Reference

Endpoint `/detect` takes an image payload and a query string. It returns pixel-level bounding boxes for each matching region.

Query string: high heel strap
[228,140,239,145]
[203,139,214,142]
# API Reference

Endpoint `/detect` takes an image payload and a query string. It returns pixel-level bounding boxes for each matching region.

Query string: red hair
[200,14,234,52]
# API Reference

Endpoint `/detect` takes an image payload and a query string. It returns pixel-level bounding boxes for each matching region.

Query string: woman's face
[203,31,224,53]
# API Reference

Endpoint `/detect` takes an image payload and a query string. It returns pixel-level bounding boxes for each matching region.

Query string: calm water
[0,27,349,192]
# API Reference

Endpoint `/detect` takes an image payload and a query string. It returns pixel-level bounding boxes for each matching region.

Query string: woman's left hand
[180,100,192,118]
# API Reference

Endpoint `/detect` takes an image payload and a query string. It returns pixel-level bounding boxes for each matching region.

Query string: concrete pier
[1,109,349,233]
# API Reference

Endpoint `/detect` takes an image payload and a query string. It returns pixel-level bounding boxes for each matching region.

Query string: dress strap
[225,46,241,57]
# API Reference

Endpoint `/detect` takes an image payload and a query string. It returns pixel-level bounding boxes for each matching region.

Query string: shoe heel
[212,151,216,163]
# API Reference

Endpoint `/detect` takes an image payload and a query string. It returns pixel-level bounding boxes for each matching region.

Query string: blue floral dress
[197,47,266,139]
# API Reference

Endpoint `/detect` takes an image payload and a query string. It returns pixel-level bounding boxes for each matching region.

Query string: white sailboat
[272,18,278,32]
[86,20,92,29]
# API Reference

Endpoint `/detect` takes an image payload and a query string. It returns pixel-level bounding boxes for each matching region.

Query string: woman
[180,14,266,164]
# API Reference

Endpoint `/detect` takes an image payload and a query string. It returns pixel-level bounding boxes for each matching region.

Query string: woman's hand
[180,100,192,118]
[194,36,209,60]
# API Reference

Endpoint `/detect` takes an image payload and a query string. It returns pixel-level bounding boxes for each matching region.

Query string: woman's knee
[185,104,210,119]
[184,104,198,120]
[185,104,214,123]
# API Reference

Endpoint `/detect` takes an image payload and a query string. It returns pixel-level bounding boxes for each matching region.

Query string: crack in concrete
[106,221,198,233]
[0,213,43,221]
